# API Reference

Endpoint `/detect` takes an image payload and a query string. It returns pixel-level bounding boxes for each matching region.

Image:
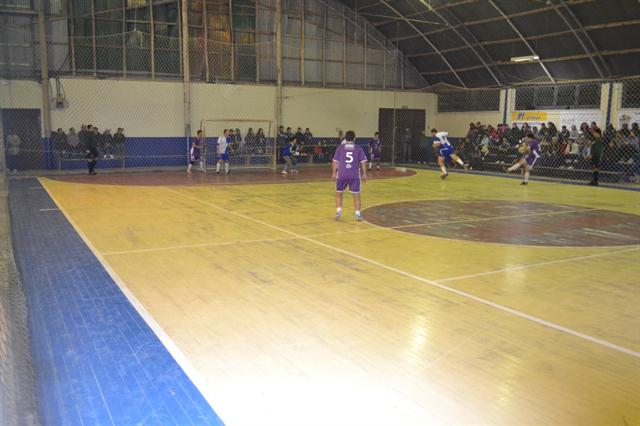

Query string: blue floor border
[9,177,224,426]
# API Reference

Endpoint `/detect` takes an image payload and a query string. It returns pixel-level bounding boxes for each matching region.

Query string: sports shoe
[521,181,528,185]
[281,170,288,174]
[225,170,230,175]
[440,173,448,180]
[587,181,598,186]
[463,163,470,170]
[355,213,363,221]
[335,210,342,220]
[216,171,220,174]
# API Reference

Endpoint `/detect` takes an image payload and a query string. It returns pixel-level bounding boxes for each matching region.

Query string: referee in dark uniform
[86,124,99,175]
[588,128,603,186]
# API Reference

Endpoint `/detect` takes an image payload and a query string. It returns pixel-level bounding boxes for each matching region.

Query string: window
[515,83,601,110]
[622,79,640,108]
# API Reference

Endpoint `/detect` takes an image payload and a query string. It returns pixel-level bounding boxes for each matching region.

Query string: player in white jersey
[431,128,468,179]
[216,129,230,175]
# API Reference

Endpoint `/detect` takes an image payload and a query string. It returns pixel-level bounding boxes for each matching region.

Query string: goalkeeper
[281,135,299,175]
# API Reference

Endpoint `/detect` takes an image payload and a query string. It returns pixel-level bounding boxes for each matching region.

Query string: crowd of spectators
[456,120,639,182]
[51,125,126,160]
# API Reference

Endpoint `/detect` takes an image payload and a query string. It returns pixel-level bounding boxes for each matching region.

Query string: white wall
[282,87,435,137]
[1,79,435,138]
[432,90,505,137]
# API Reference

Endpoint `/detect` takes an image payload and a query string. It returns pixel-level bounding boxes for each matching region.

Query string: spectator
[548,122,558,140]
[101,129,114,159]
[337,129,344,145]
[5,129,21,172]
[532,126,539,140]
[235,128,245,154]
[113,128,126,159]
[303,128,313,146]
[539,123,549,142]
[417,129,431,165]
[246,127,256,146]
[78,124,89,151]
[67,127,80,156]
[86,124,98,175]
[629,130,639,149]
[631,122,639,135]
[52,128,67,159]
[569,124,579,140]
[256,128,266,145]
[620,123,631,138]
[559,125,570,143]
[295,127,304,145]
[508,123,520,145]
[603,124,617,146]
[285,127,293,141]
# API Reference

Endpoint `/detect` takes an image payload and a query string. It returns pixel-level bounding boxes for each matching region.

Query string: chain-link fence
[0,171,39,426]
[387,80,640,185]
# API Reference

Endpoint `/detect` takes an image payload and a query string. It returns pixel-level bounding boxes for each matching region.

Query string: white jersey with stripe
[217,135,229,154]
[434,131,451,147]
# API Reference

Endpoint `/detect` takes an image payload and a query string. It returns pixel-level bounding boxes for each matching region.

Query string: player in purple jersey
[504,132,540,185]
[332,130,368,221]
[368,132,382,171]
[187,130,203,173]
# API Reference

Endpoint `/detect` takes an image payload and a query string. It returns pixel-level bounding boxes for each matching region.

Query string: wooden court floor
[41,169,640,425]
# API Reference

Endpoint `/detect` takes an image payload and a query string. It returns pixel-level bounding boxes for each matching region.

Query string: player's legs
[507,158,525,172]
[589,156,600,185]
[450,153,467,169]
[282,156,291,173]
[522,163,530,185]
[335,191,344,219]
[224,160,229,174]
[437,156,448,178]
[291,156,297,173]
[352,193,363,221]
[187,160,192,172]
[216,159,222,173]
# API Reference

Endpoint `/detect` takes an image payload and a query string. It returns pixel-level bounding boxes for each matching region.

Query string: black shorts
[591,155,600,168]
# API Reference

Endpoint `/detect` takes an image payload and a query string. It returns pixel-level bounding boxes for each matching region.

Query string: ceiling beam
[419,47,640,76]
[549,0,604,78]
[556,0,611,78]
[378,0,467,87]
[486,0,555,83]
[405,19,640,59]
[427,5,503,86]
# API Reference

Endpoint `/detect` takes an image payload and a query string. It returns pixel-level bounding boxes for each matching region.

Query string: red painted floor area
[47,167,415,187]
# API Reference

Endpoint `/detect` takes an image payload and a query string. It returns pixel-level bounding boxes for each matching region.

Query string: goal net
[200,119,276,172]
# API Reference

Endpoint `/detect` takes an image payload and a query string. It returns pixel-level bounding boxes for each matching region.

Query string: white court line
[38,179,230,424]
[39,208,60,212]
[436,246,640,283]
[163,186,640,359]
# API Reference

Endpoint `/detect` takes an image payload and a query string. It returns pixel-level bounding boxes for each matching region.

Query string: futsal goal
[199,118,276,172]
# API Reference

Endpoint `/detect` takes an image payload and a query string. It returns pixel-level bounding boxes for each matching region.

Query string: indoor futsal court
[2,0,640,425]
[14,167,640,425]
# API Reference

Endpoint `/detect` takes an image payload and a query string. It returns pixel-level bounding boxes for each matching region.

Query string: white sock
[524,171,530,182]
[199,161,204,171]
[216,162,220,172]
[355,210,361,216]
[225,163,229,172]
[456,158,464,166]
[440,165,447,174]
[368,163,372,169]
[508,163,521,172]
[187,163,192,171]
[337,207,342,213]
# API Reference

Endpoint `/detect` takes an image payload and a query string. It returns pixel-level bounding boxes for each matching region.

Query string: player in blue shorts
[431,128,469,179]
[187,130,203,173]
[505,132,540,185]
[332,130,368,221]
[216,129,230,175]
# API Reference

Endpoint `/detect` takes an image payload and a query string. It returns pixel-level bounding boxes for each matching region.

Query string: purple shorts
[525,154,539,169]
[336,177,361,193]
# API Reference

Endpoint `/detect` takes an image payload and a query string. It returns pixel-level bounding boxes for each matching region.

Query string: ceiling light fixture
[510,55,540,63]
